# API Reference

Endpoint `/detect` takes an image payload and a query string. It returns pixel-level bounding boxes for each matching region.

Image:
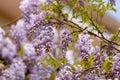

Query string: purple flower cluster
[1,1,58,79]
[0,27,54,80]
[23,43,37,67]
[0,58,26,80]
[10,20,27,43]
[29,64,53,80]
[109,0,116,5]
[55,65,101,80]
[113,54,120,78]
[79,0,84,6]
[0,29,17,63]
[30,12,46,28]
[32,26,58,60]
[0,0,119,79]
[55,65,76,80]
[75,33,94,59]
[60,29,72,51]
[19,0,41,22]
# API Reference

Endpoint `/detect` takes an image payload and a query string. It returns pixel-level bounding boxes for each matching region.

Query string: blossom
[75,33,94,59]
[113,54,120,78]
[109,0,116,5]
[0,37,17,63]
[0,58,26,80]
[10,20,27,43]
[23,43,37,67]
[19,0,41,21]
[60,29,72,51]
[79,0,84,6]
[29,64,53,80]
[32,26,58,58]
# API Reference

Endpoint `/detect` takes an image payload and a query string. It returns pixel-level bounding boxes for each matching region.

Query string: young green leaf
[18,44,24,57]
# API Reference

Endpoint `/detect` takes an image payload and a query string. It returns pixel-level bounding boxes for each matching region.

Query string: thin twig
[1,16,23,28]
[52,18,120,52]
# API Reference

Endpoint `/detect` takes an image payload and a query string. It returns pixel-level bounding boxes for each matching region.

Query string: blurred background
[0,0,120,33]
[0,0,21,26]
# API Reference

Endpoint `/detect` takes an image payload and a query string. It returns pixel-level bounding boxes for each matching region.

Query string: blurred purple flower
[75,33,94,59]
[60,29,72,51]
[19,0,41,22]
[109,0,116,5]
[29,64,53,80]
[0,37,17,63]
[10,20,27,43]
[0,58,26,80]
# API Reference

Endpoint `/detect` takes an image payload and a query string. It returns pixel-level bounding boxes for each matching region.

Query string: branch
[1,16,23,28]
[52,18,120,52]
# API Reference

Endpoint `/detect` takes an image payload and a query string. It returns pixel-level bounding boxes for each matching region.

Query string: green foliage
[63,13,69,18]
[24,76,29,80]
[80,54,94,69]
[0,60,4,64]
[49,70,56,80]
[80,60,85,68]
[68,45,75,50]
[41,0,118,77]
[111,31,119,41]
[38,56,67,70]
[18,44,24,57]
[44,57,60,69]
[111,7,117,12]
[67,0,79,8]
[87,54,94,68]
[37,56,64,80]
[73,0,78,3]
[72,8,81,19]
[103,57,113,71]
[0,63,5,72]
[41,0,64,15]
[71,31,79,42]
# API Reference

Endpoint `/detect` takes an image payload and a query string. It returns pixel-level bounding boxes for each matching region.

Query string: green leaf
[112,7,117,12]
[0,63,5,71]
[73,0,78,3]
[0,60,4,64]
[63,13,69,18]
[103,58,113,71]
[86,54,94,69]
[107,2,110,9]
[68,45,77,50]
[98,2,105,8]
[80,54,94,69]
[18,44,24,57]
[111,31,119,41]
[80,60,85,68]
[92,4,98,9]
[102,5,106,14]
[72,31,79,42]
[67,1,74,8]
[49,70,56,80]
[98,10,104,18]
[37,57,48,65]
[43,57,67,70]
[24,76,29,80]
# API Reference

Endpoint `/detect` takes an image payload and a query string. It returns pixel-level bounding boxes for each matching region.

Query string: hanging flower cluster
[0,0,119,80]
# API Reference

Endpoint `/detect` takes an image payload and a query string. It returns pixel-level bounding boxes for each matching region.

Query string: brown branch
[51,18,120,52]
[1,16,23,28]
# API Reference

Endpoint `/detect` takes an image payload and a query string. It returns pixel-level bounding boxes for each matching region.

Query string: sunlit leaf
[103,58,113,71]
[18,44,24,57]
